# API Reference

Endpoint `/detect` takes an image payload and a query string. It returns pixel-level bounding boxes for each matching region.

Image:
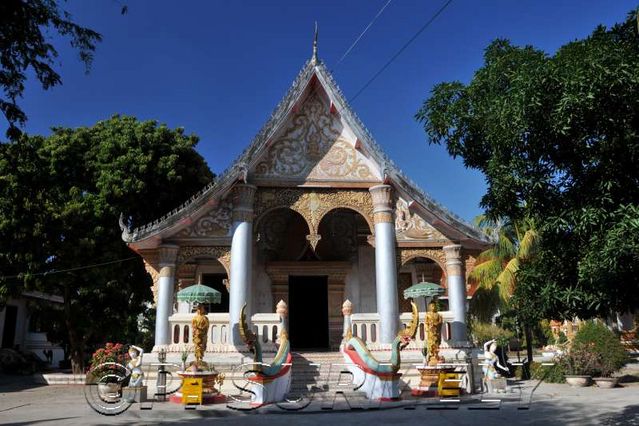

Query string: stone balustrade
[165,309,454,353]
[166,312,282,353]
[350,311,455,350]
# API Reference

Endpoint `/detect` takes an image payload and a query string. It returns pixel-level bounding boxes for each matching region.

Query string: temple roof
[121,57,491,248]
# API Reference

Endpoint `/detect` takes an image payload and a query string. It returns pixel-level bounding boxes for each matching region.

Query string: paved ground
[1,374,639,426]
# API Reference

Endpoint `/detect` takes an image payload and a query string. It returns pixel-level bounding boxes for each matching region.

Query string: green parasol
[176,284,221,304]
[403,282,445,300]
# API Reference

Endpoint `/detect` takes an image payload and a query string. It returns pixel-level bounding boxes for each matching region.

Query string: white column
[154,244,179,349]
[229,184,257,347]
[444,244,468,345]
[369,184,399,344]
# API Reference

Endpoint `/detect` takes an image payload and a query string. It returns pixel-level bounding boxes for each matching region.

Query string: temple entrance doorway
[288,275,329,350]
[201,273,229,313]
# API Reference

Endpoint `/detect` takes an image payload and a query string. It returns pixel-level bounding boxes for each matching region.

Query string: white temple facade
[121,51,490,354]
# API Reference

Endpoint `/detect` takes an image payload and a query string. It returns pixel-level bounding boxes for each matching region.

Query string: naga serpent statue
[238,303,292,405]
[341,300,419,400]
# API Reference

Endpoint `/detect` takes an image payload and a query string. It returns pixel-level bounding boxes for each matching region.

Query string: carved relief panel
[395,197,448,241]
[173,200,232,238]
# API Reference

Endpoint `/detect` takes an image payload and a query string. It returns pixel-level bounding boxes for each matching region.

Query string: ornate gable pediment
[123,58,491,249]
[252,93,380,183]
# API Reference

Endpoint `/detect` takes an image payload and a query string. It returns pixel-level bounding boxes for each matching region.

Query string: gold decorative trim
[306,233,322,250]
[443,244,463,276]
[144,259,160,305]
[397,248,447,272]
[176,246,232,278]
[231,210,254,223]
[254,188,375,237]
[158,244,179,267]
[373,211,393,224]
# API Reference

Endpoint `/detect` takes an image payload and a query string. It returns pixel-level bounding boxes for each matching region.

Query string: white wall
[1,297,64,366]
[252,247,273,314]
[0,298,27,349]
[357,245,377,312]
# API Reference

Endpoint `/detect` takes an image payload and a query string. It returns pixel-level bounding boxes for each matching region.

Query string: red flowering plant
[87,343,130,383]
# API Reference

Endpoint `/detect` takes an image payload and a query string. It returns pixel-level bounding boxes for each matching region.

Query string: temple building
[121,47,490,354]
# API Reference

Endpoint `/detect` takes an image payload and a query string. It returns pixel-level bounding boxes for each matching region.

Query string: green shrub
[530,361,566,383]
[470,321,514,347]
[572,320,628,377]
[559,346,599,376]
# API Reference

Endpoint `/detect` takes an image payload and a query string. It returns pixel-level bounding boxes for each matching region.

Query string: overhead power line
[334,0,394,69]
[349,0,454,103]
[0,256,139,281]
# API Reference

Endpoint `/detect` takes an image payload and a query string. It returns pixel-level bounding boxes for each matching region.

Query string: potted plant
[593,359,621,388]
[560,346,597,387]
[180,347,190,371]
[88,343,129,402]
[574,321,629,388]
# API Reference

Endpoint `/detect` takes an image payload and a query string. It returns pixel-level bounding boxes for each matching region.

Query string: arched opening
[255,208,310,261]
[399,256,446,312]
[315,208,371,261]
[177,257,229,313]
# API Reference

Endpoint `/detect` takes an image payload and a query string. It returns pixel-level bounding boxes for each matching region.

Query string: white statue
[482,339,506,380]
[127,345,144,387]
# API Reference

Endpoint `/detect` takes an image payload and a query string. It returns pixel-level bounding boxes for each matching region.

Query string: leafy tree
[416,10,639,321]
[0,116,213,371]
[0,0,102,139]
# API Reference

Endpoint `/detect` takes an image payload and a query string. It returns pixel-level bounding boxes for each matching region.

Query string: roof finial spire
[311,21,318,65]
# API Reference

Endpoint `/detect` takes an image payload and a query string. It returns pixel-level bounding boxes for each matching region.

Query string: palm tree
[469,215,539,362]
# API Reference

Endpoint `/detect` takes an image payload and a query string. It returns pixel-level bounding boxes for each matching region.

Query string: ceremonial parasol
[176,284,221,304]
[403,281,445,300]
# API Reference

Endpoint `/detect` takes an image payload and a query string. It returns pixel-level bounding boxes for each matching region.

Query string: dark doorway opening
[288,276,328,350]
[201,274,230,313]
[2,305,18,349]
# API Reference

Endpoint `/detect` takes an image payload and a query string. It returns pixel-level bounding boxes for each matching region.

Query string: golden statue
[191,303,209,368]
[425,301,443,366]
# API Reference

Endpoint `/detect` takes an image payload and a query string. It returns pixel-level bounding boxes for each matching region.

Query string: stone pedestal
[170,371,226,405]
[484,377,507,394]
[123,386,147,403]
[411,366,457,397]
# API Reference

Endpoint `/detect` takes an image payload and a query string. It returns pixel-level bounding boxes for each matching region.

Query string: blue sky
[7,0,636,221]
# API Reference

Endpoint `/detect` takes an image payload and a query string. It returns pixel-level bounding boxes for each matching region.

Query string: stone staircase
[71,349,478,398]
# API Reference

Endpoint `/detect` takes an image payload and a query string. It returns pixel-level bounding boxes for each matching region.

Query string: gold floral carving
[144,260,160,305]
[176,246,231,277]
[306,233,322,250]
[370,185,394,224]
[254,94,375,181]
[464,254,477,276]
[254,188,375,237]
[398,248,447,272]
[395,198,447,240]
[374,211,394,224]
